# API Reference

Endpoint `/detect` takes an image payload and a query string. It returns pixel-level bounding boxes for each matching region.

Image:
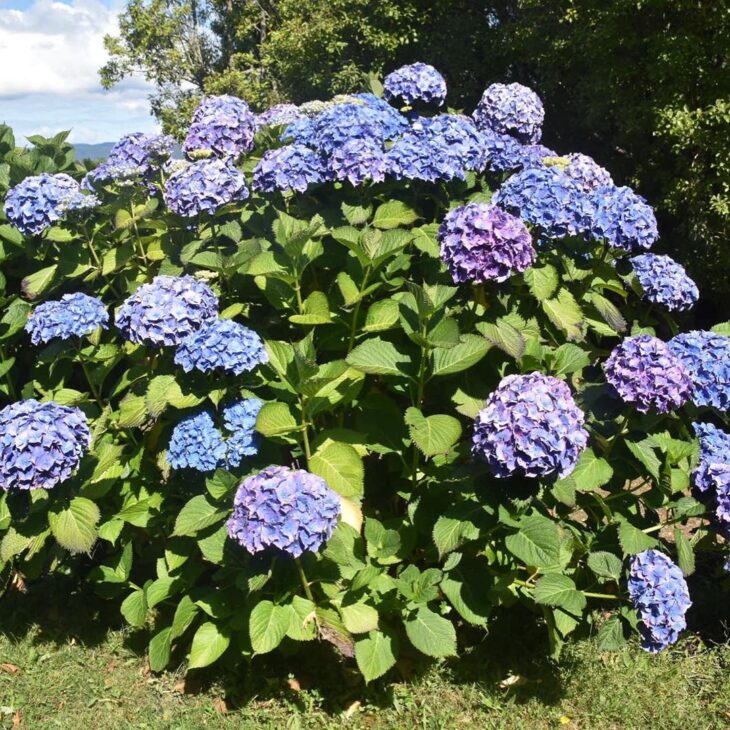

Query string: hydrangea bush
[1,66,729,683]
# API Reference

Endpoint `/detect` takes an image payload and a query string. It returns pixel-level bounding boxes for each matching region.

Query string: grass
[0,580,729,729]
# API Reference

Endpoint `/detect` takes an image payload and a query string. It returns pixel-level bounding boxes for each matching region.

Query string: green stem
[583,591,623,601]
[295,558,316,604]
[0,345,17,400]
[129,204,148,269]
[76,344,104,407]
[603,409,632,460]
[410,326,430,490]
[299,397,312,467]
[346,265,373,353]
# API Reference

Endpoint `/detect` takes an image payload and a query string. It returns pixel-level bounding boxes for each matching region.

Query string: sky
[0,0,159,143]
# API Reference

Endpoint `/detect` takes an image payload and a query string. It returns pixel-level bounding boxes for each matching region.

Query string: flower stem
[76,343,104,407]
[295,557,315,604]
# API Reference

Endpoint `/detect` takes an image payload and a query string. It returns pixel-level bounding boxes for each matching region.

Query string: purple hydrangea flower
[708,463,730,527]
[256,103,305,129]
[604,335,692,413]
[383,63,447,107]
[223,398,263,468]
[438,203,535,284]
[167,411,226,472]
[473,82,545,144]
[630,254,699,311]
[164,158,249,217]
[327,137,387,185]
[563,153,613,192]
[26,293,108,345]
[590,185,659,252]
[227,465,341,558]
[4,173,86,235]
[252,145,327,193]
[183,95,257,159]
[493,165,592,238]
[481,130,555,174]
[472,372,588,479]
[174,318,268,376]
[116,275,218,347]
[692,422,730,493]
[628,550,691,653]
[0,400,90,490]
[669,331,730,411]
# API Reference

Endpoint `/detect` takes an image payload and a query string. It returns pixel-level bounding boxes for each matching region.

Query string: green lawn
[1,582,728,729]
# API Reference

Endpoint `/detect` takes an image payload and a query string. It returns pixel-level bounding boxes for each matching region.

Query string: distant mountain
[73,142,116,161]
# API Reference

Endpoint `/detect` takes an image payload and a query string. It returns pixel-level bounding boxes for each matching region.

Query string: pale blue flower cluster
[473,82,545,144]
[383,63,447,107]
[669,331,730,411]
[26,293,108,345]
[252,145,327,193]
[223,398,264,468]
[630,254,699,311]
[183,95,257,159]
[256,103,305,129]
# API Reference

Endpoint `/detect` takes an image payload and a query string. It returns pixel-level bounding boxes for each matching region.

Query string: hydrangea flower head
[252,145,327,193]
[563,153,613,191]
[628,550,691,653]
[183,95,257,159]
[692,422,730,493]
[630,254,699,311]
[590,185,658,251]
[227,465,341,558]
[472,372,588,478]
[256,103,305,129]
[174,318,268,375]
[0,400,90,490]
[167,411,226,472]
[383,63,447,107]
[604,335,691,413]
[223,398,263,468]
[116,275,218,346]
[327,137,387,185]
[164,158,249,217]
[481,130,555,174]
[439,203,535,284]
[473,82,545,144]
[669,331,730,411]
[26,293,108,345]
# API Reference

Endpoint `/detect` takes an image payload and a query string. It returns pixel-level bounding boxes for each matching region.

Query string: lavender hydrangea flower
[116,275,218,347]
[438,203,535,284]
[563,153,613,192]
[167,411,226,472]
[692,422,730,493]
[26,293,108,345]
[628,550,691,653]
[707,464,730,528]
[473,82,545,144]
[164,158,249,217]
[604,335,692,413]
[383,63,447,107]
[0,400,90,490]
[630,254,699,311]
[183,95,257,159]
[256,103,305,129]
[223,398,263,468]
[493,165,592,238]
[174,319,268,376]
[590,185,659,251]
[227,465,341,558]
[4,173,85,235]
[472,372,588,479]
[669,331,730,411]
[252,145,327,193]
[327,137,387,185]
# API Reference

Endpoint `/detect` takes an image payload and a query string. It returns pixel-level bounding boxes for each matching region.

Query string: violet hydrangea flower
[473,82,545,144]
[481,129,555,174]
[174,318,268,376]
[327,137,387,185]
[223,398,263,468]
[383,63,447,107]
[0,400,91,490]
[562,153,613,192]
[252,145,327,193]
[669,331,730,411]
[590,185,659,251]
[183,95,257,159]
[26,293,108,345]
[692,422,730,493]
[167,411,226,472]
[630,254,699,311]
[227,465,341,558]
[438,202,535,284]
[471,372,588,479]
[116,275,218,347]
[604,334,692,413]
[628,550,691,653]
[256,103,305,129]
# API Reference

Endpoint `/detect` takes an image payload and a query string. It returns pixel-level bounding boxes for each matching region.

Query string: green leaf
[289,291,333,325]
[341,602,379,634]
[49,497,100,554]
[404,408,462,457]
[525,263,559,300]
[342,201,372,226]
[564,449,613,492]
[533,574,587,614]
[171,595,199,639]
[372,200,418,229]
[432,512,481,558]
[121,589,147,627]
[21,264,57,299]
[255,401,299,438]
[626,439,662,481]
[173,495,224,537]
[542,288,586,341]
[431,334,490,376]
[188,621,231,669]
[249,600,290,654]
[596,617,627,651]
[505,514,562,569]
[477,319,525,360]
[355,629,398,683]
[146,375,203,417]
[617,520,658,555]
[286,595,317,641]
[674,528,695,576]
[587,551,623,582]
[363,299,400,333]
[550,343,591,376]
[404,607,457,658]
[588,292,627,334]
[148,627,172,672]
[309,440,364,497]
[346,337,411,376]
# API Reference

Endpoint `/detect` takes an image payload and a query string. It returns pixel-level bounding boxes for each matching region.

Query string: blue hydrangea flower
[4,173,86,235]
[604,334,692,414]
[174,318,268,376]
[227,465,341,558]
[708,463,730,528]
[493,165,592,238]
[589,185,658,251]
[628,550,691,653]
[481,130,555,174]
[252,145,327,193]
[183,95,257,159]
[471,372,588,479]
[164,158,249,217]
[223,398,263,468]
[473,82,545,144]
[439,203,535,284]
[563,153,613,192]
[0,400,90,490]
[327,137,387,185]
[692,422,730,493]
[383,63,447,107]
[167,411,226,472]
[669,331,730,411]
[116,275,218,347]
[26,293,108,345]
[256,103,305,129]
[630,254,699,311]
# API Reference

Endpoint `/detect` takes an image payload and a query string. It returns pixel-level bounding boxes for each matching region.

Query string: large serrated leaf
[255,401,299,437]
[355,629,398,683]
[346,337,411,376]
[405,408,462,457]
[477,319,525,360]
[49,496,100,554]
[404,607,457,658]
[542,288,586,341]
[188,621,230,668]
[431,334,491,376]
[249,600,290,654]
[505,514,562,569]
[173,495,225,537]
[309,440,364,497]
[525,263,559,300]
[533,574,587,615]
[372,200,418,229]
